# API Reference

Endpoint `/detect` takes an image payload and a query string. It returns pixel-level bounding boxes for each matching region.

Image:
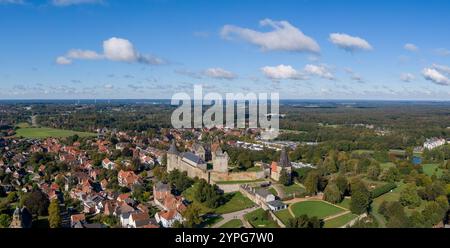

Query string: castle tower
[213,148,229,173]
[167,140,179,172]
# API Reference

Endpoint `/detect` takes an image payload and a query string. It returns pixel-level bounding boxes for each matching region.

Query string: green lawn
[380,162,396,169]
[182,184,214,213]
[220,219,243,228]
[244,208,280,228]
[336,198,351,210]
[291,200,344,219]
[215,192,254,214]
[274,209,293,225]
[389,149,406,156]
[278,183,305,197]
[246,166,263,172]
[15,127,96,139]
[422,164,444,177]
[324,213,358,228]
[352,149,374,155]
[268,187,278,197]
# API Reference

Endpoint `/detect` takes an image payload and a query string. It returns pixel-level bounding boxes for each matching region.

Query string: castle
[167,140,292,186]
[167,141,229,182]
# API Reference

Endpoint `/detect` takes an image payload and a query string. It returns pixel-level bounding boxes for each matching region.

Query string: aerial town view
[0,0,450,234]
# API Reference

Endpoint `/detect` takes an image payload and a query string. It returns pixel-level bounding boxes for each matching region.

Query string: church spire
[168,140,178,155]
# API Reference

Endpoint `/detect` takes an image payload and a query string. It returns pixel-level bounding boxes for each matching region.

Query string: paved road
[212,206,258,228]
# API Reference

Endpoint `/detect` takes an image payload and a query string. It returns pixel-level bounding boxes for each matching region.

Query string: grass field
[215,192,254,214]
[15,127,96,139]
[351,149,374,155]
[244,208,280,228]
[324,213,358,228]
[274,209,293,225]
[291,200,345,219]
[422,163,444,177]
[336,198,351,210]
[220,219,243,228]
[278,183,306,197]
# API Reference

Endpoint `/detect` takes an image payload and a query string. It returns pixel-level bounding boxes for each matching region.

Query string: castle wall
[210,170,265,183]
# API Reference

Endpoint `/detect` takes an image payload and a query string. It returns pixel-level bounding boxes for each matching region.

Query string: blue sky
[1,0,450,100]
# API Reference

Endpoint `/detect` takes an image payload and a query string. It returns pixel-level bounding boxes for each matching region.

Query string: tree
[421,201,446,226]
[48,199,61,228]
[182,204,203,228]
[287,214,322,228]
[335,174,348,196]
[323,183,342,204]
[279,168,292,186]
[0,214,11,228]
[367,164,381,180]
[21,190,50,216]
[323,153,337,174]
[193,180,223,208]
[304,171,320,195]
[168,170,194,194]
[399,183,421,208]
[349,180,371,214]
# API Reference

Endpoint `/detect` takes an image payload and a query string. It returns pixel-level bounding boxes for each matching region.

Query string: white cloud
[103,84,114,89]
[52,0,103,6]
[103,37,137,62]
[304,64,334,80]
[329,33,373,51]
[400,73,415,82]
[57,37,165,65]
[221,19,320,53]
[56,56,72,65]
[404,43,418,52]
[422,68,450,85]
[261,64,304,80]
[344,68,365,83]
[204,68,236,80]
[67,49,102,60]
[432,64,450,75]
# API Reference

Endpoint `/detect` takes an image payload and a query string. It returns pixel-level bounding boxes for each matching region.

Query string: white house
[155,210,183,228]
[424,138,446,150]
[102,158,116,170]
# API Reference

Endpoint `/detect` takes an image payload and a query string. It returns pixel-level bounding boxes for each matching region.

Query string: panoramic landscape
[0,0,449,230]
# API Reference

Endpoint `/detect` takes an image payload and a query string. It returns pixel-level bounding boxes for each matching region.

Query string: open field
[244,208,280,228]
[380,162,396,169]
[215,192,254,214]
[291,200,345,219]
[220,219,243,228]
[324,213,358,228]
[278,183,306,197]
[422,163,444,177]
[15,127,96,139]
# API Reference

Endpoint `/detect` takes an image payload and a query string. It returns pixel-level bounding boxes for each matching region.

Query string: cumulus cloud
[432,64,450,75]
[404,43,418,52]
[304,64,334,80]
[261,64,304,80]
[56,56,72,65]
[203,68,237,80]
[422,68,450,85]
[329,33,373,52]
[400,73,415,82]
[52,0,103,6]
[57,37,165,65]
[221,19,320,53]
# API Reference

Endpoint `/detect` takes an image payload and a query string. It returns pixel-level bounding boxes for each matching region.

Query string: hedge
[371,182,397,198]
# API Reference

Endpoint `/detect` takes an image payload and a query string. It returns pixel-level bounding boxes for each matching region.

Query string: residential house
[102,158,116,170]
